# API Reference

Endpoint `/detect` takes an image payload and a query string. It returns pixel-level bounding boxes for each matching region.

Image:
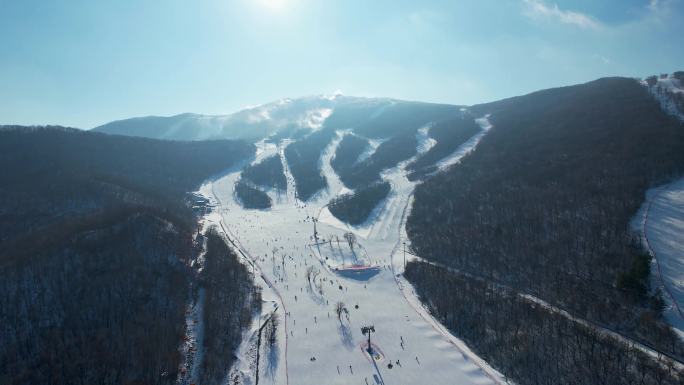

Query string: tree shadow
[265,341,279,378]
[369,351,386,385]
[338,323,354,350]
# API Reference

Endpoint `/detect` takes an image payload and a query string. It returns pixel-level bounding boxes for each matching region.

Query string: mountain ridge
[92,95,464,141]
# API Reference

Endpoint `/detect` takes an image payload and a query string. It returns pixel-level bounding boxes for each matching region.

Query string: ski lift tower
[312,217,318,242]
[361,325,375,355]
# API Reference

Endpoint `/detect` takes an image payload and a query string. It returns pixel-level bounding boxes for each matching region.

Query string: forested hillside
[200,228,261,385]
[330,134,369,178]
[284,129,336,201]
[349,101,461,138]
[406,77,684,384]
[406,115,480,180]
[0,126,253,246]
[338,133,418,189]
[241,154,287,191]
[235,179,272,209]
[405,262,682,385]
[328,181,391,225]
[273,98,467,202]
[0,126,257,385]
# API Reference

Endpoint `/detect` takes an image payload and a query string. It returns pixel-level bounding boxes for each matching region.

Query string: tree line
[407,77,684,382]
[241,154,287,191]
[0,126,257,385]
[405,261,683,385]
[406,115,480,180]
[235,179,272,209]
[328,181,391,225]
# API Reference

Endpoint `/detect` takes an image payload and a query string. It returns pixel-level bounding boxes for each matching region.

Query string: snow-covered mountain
[92,95,462,141]
[643,72,684,122]
[5,74,684,385]
[92,94,346,141]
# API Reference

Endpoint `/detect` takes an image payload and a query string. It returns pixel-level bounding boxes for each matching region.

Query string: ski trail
[315,130,348,205]
[279,139,298,206]
[365,124,439,241]
[633,177,684,339]
[432,114,493,173]
[177,286,205,385]
[382,116,508,384]
[199,114,501,385]
[642,75,684,122]
[196,177,290,385]
[177,228,209,385]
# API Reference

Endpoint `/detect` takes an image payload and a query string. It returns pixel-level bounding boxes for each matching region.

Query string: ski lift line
[209,182,290,385]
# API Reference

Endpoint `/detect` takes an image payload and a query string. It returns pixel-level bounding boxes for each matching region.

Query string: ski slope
[196,115,504,385]
[633,177,684,339]
[643,74,684,122]
[634,73,684,339]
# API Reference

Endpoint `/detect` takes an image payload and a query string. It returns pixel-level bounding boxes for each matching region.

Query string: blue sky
[1,0,682,128]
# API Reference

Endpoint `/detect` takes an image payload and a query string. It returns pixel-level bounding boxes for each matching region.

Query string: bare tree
[306,265,316,284]
[343,232,357,255]
[335,301,349,324]
[264,314,279,348]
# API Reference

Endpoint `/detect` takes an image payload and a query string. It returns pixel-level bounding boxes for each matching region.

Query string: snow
[316,131,348,203]
[196,114,505,385]
[300,108,333,131]
[318,124,435,240]
[356,136,386,165]
[433,114,492,173]
[177,286,205,385]
[643,75,684,122]
[632,177,684,339]
[229,300,283,385]
[416,125,437,154]
[177,231,208,385]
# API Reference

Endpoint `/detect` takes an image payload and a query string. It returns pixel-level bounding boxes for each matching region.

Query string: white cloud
[523,0,601,29]
[646,0,677,16]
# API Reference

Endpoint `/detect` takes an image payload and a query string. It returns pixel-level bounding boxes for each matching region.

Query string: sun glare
[258,0,287,11]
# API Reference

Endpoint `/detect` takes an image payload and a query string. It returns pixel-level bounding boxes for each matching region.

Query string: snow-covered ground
[642,74,684,122]
[635,73,684,339]
[633,177,684,339]
[434,114,492,172]
[176,231,208,385]
[177,286,205,385]
[196,115,506,385]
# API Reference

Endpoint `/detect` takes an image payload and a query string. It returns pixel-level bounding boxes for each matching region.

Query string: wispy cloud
[647,0,677,17]
[523,0,601,29]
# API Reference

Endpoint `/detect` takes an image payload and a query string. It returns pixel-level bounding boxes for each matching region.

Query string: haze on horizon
[1,0,682,129]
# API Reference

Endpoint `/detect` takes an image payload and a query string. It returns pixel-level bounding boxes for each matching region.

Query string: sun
[257,0,288,11]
